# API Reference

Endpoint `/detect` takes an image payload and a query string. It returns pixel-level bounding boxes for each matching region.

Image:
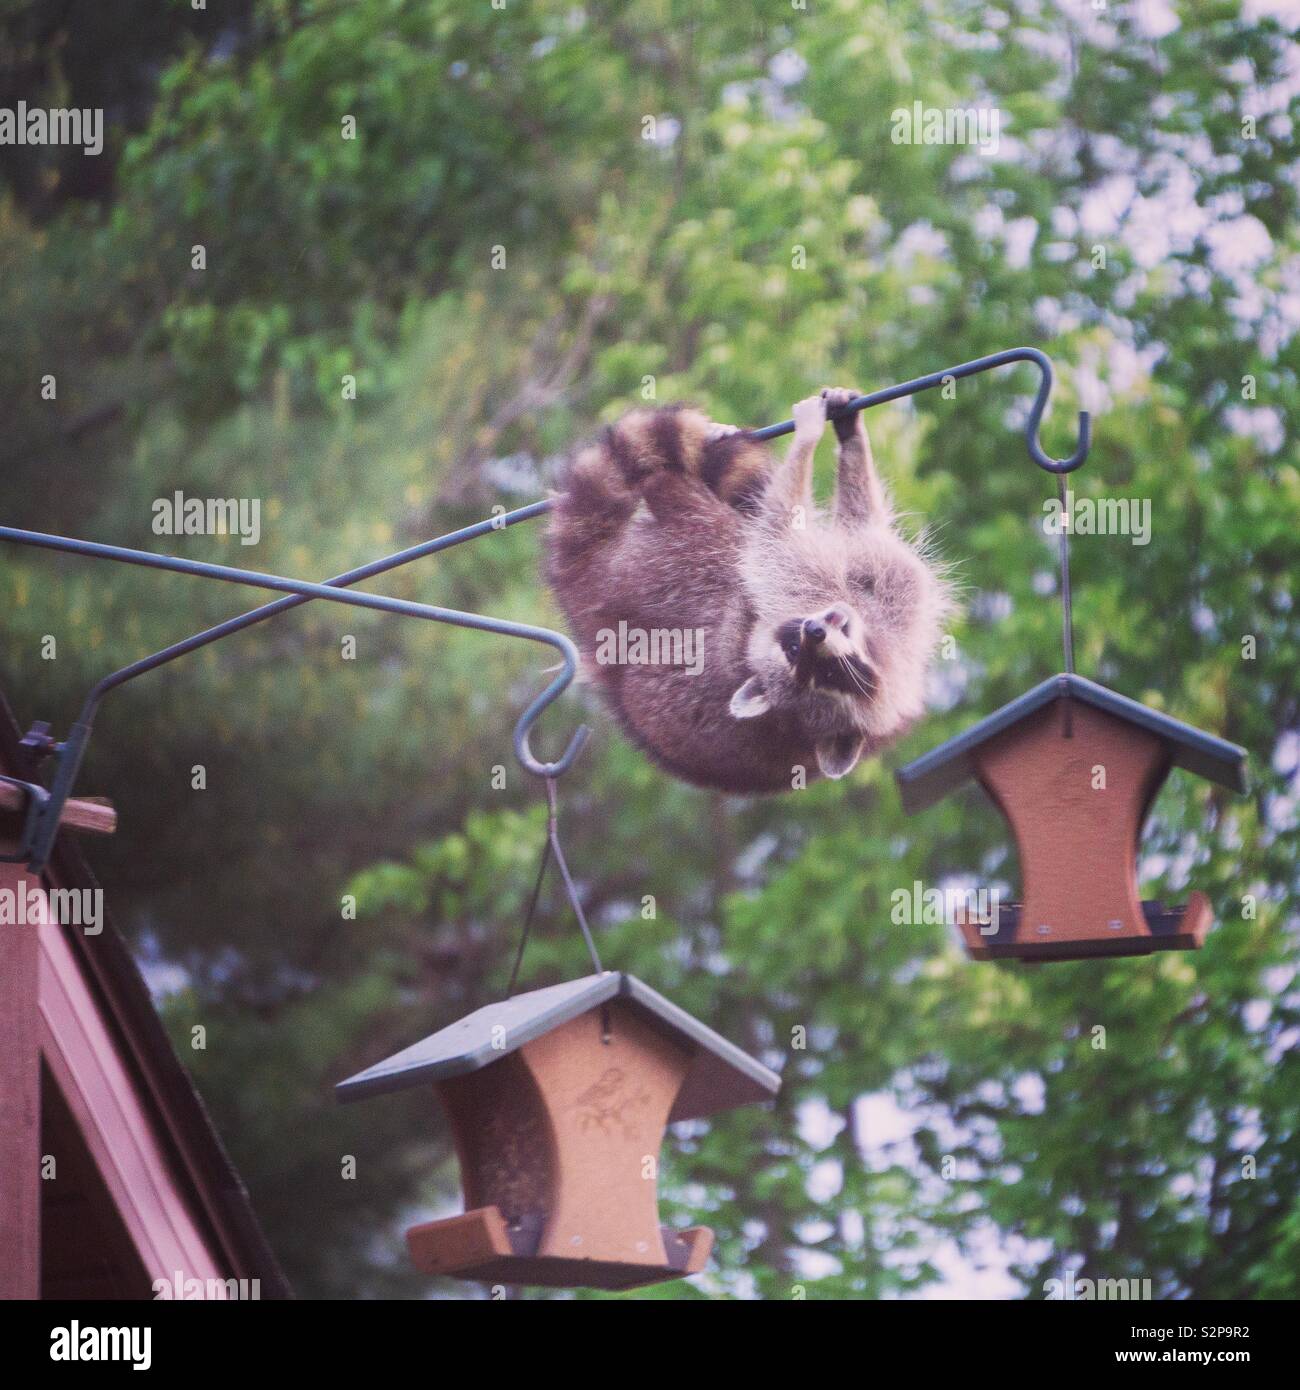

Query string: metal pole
[750,345,1091,475]
[77,500,555,713]
[0,520,586,870]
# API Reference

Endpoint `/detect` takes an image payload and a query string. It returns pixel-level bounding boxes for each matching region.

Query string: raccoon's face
[772,606,875,698]
[729,525,951,779]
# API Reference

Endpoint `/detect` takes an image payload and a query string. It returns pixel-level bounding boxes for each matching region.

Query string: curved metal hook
[511,628,591,778]
[750,345,1091,475]
[1012,346,1092,475]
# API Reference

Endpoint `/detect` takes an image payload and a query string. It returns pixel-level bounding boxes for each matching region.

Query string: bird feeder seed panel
[336,972,780,1290]
[895,674,1248,963]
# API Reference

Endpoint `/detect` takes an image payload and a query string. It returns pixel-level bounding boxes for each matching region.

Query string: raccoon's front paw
[821,386,862,443]
[706,422,741,442]
[792,393,828,447]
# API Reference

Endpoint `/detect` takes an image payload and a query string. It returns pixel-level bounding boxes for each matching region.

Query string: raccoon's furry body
[546,393,953,794]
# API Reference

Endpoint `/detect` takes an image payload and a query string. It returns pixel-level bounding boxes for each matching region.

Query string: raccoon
[545,388,954,794]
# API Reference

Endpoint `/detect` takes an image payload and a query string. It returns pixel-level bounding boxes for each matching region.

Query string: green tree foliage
[1,0,1297,1299]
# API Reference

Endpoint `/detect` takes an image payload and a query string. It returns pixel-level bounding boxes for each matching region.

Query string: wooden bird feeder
[895,674,1248,963]
[336,971,779,1290]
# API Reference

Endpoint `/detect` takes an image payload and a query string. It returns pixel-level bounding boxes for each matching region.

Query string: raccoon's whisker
[838,653,873,697]
[844,667,870,697]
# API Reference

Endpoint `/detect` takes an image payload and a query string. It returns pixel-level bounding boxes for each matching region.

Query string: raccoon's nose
[802,618,828,644]
[822,606,850,631]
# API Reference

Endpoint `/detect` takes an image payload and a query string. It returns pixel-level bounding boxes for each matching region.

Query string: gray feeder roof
[895,672,1249,816]
[335,971,780,1121]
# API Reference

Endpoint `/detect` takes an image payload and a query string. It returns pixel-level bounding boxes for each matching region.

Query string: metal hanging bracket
[0,774,50,865]
[750,345,1092,475]
[0,345,1086,875]
[0,504,589,873]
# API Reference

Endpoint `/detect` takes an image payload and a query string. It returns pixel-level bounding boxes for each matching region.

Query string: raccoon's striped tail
[585,405,773,515]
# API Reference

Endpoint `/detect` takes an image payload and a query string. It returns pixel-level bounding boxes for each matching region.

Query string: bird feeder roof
[895,673,1248,815]
[335,971,781,1121]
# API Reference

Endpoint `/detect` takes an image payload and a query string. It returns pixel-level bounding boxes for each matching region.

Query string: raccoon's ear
[815,734,864,780]
[729,675,771,719]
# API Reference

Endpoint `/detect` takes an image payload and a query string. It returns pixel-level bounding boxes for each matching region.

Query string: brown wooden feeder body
[896,674,1248,963]
[337,972,778,1290]
[413,1005,710,1287]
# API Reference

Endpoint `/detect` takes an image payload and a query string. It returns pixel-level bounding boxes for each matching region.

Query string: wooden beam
[0,784,116,835]
[0,855,42,1298]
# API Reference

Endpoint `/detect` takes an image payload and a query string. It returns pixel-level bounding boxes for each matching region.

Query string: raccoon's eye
[775,620,803,664]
